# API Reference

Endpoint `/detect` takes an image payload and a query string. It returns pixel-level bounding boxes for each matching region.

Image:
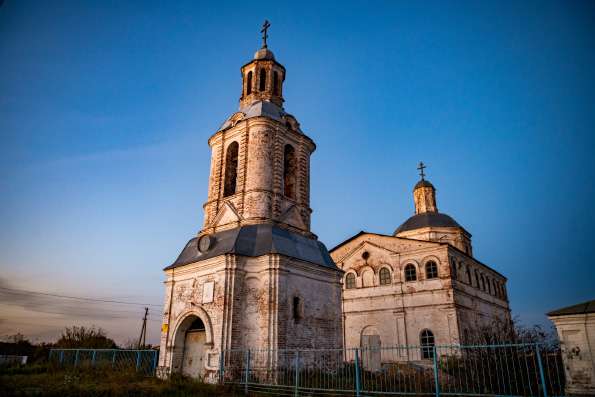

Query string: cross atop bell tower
[417,161,426,180]
[261,20,271,48]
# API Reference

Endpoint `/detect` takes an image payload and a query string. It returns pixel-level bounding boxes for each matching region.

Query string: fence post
[354,348,361,397]
[432,345,440,397]
[112,350,116,368]
[74,349,80,367]
[244,349,251,395]
[294,350,300,397]
[152,350,158,376]
[535,343,548,397]
[136,351,141,372]
[218,350,225,384]
[91,350,96,367]
[60,350,64,365]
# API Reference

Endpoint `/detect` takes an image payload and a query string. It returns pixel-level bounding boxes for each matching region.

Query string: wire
[0,287,162,308]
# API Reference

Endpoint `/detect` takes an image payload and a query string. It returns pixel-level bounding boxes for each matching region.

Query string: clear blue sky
[1,0,594,344]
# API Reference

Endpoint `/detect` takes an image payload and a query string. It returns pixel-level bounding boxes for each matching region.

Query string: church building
[158,23,512,379]
[330,164,511,353]
[157,23,343,379]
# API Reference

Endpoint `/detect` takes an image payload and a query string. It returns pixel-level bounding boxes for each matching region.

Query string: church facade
[157,33,343,379]
[331,170,511,353]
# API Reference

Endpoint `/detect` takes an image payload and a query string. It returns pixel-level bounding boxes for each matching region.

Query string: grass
[0,365,243,397]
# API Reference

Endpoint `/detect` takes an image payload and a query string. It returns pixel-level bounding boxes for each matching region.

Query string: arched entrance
[361,326,381,371]
[181,317,206,378]
[171,312,212,379]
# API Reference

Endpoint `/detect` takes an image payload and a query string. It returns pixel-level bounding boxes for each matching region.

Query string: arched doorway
[180,316,207,378]
[361,326,381,371]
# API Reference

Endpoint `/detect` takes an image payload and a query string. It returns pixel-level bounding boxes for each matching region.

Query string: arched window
[259,68,267,91]
[487,278,492,295]
[246,71,253,95]
[379,268,391,285]
[283,144,296,199]
[425,261,438,279]
[223,141,239,197]
[345,273,356,289]
[404,264,417,282]
[273,71,279,96]
[481,275,486,291]
[420,329,435,359]
[466,268,472,284]
[475,270,480,288]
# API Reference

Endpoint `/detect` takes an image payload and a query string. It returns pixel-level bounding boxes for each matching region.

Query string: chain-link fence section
[219,343,564,396]
[49,349,158,376]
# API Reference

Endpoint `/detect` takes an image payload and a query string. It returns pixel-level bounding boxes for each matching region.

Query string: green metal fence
[49,349,158,376]
[219,343,565,396]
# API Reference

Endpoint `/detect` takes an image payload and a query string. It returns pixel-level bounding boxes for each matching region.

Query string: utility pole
[137,307,148,349]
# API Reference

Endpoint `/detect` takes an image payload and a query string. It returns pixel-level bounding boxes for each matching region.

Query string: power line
[0,287,162,308]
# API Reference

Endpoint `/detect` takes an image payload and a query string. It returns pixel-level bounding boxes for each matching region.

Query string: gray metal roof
[254,48,275,60]
[394,212,468,235]
[164,224,338,270]
[548,299,595,317]
[219,101,287,130]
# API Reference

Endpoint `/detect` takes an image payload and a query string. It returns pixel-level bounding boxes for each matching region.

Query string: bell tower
[158,22,343,380]
[201,21,314,237]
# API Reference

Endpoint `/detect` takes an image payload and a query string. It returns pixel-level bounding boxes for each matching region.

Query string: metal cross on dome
[261,20,271,48]
[417,161,427,180]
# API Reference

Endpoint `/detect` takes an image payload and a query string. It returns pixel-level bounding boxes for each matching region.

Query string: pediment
[336,240,399,266]
[330,232,441,265]
[210,201,242,228]
[280,204,307,230]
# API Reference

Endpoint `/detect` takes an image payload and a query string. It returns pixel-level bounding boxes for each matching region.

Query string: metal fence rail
[220,343,565,397]
[49,349,158,376]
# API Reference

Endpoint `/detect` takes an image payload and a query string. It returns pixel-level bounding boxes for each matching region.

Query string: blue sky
[1,0,594,344]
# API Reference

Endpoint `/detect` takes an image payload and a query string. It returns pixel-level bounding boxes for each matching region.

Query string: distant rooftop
[547,299,595,317]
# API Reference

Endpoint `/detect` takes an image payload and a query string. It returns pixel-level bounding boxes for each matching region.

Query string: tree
[55,326,117,349]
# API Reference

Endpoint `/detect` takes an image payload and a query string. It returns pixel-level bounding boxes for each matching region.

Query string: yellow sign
[161,323,168,333]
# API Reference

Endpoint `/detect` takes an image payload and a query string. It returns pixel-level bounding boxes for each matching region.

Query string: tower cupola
[413,162,438,214]
[394,163,474,256]
[240,20,286,109]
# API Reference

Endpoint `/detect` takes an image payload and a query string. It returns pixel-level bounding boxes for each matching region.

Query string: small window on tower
[259,68,267,91]
[246,71,253,95]
[283,144,296,199]
[292,296,303,322]
[273,71,279,96]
